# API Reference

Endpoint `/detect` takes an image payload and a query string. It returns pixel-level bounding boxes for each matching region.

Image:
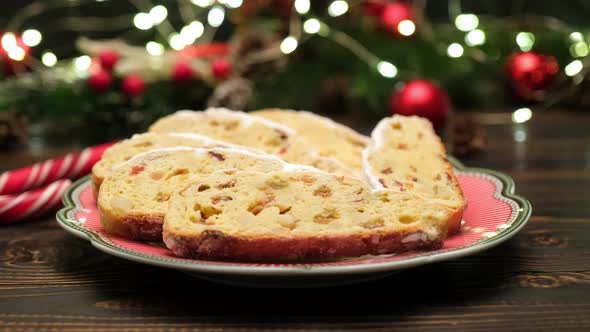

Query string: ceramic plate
[56,158,531,287]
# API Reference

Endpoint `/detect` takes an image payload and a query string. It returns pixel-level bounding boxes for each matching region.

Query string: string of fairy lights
[2,0,590,124]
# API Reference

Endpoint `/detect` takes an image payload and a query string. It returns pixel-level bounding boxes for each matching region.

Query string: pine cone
[207,78,254,110]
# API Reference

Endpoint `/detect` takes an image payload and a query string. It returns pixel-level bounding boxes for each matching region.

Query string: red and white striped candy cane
[0,142,113,195]
[0,179,72,224]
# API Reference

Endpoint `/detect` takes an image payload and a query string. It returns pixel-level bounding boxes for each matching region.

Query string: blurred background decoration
[0,0,588,145]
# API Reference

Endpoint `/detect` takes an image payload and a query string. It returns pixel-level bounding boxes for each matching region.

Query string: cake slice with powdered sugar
[97,147,291,241]
[362,115,467,234]
[92,132,256,192]
[148,108,355,177]
[252,109,370,173]
[164,168,453,262]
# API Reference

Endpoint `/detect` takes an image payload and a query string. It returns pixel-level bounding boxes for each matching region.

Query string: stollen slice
[97,147,296,241]
[149,108,355,177]
[253,109,370,173]
[164,169,454,262]
[362,115,467,234]
[92,132,253,192]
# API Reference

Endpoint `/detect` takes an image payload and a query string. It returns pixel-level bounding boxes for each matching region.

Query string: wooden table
[1,111,589,331]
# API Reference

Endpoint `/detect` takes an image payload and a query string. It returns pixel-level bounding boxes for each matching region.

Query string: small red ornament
[211,58,231,80]
[380,2,416,37]
[98,49,119,71]
[121,74,145,98]
[505,52,559,99]
[389,80,451,130]
[172,61,194,83]
[88,69,113,92]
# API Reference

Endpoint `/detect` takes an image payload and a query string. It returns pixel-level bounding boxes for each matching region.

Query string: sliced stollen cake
[97,147,294,241]
[92,132,251,191]
[164,169,454,262]
[362,115,467,234]
[252,109,370,173]
[149,108,355,177]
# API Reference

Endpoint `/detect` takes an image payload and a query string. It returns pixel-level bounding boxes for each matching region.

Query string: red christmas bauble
[98,49,119,71]
[389,80,451,130]
[380,2,416,37]
[211,59,231,80]
[172,61,194,83]
[121,74,145,98]
[87,69,113,92]
[505,52,559,98]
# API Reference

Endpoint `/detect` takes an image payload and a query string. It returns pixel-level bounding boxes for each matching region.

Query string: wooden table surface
[1,111,589,331]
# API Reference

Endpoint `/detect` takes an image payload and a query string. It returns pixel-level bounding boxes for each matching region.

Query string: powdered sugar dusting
[298,110,370,144]
[205,108,297,136]
[361,148,384,190]
[113,146,206,170]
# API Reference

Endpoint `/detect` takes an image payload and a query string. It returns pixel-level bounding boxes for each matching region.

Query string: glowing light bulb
[208,6,225,27]
[565,60,583,76]
[569,32,584,42]
[134,13,153,30]
[328,1,349,17]
[303,18,321,34]
[512,108,532,124]
[22,29,42,47]
[280,36,298,54]
[225,0,242,8]
[1,33,17,51]
[8,47,26,61]
[169,33,185,50]
[295,0,310,14]
[149,5,168,24]
[180,21,204,45]
[146,41,164,56]
[41,52,57,67]
[397,20,415,36]
[191,0,214,6]
[455,14,479,32]
[377,61,398,78]
[570,42,589,57]
[516,32,535,51]
[447,43,464,58]
[465,29,485,46]
[74,55,91,71]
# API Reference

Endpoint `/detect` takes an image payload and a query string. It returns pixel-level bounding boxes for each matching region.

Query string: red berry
[172,61,194,83]
[88,69,113,92]
[121,74,145,98]
[98,49,119,71]
[211,58,231,80]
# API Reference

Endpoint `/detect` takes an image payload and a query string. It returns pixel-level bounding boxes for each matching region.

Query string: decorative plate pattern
[56,158,531,276]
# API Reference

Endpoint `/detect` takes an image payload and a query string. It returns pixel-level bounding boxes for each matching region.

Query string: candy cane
[0,142,113,195]
[0,179,72,224]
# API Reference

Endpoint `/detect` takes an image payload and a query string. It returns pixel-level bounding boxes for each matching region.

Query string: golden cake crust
[165,228,443,262]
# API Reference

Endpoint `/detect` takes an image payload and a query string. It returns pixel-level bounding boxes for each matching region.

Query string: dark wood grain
[0,111,589,331]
